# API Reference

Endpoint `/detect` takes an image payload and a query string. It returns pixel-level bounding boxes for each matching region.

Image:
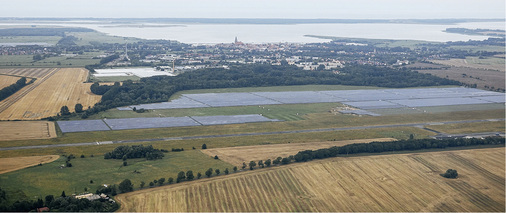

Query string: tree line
[292,136,505,163]
[72,64,460,119]
[0,77,33,101]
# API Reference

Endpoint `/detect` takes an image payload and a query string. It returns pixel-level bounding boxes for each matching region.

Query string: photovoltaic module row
[117,87,505,112]
[57,114,280,133]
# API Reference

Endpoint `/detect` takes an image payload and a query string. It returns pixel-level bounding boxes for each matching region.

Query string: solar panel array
[118,87,504,114]
[57,114,279,133]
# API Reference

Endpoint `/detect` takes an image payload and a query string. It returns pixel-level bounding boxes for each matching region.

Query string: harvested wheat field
[117,147,505,212]
[0,68,101,120]
[0,155,59,174]
[0,75,21,90]
[201,138,396,166]
[0,121,56,141]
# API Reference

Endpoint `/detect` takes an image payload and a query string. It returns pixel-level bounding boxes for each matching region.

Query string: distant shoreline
[0,17,504,25]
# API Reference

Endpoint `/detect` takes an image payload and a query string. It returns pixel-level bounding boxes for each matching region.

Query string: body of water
[1,21,504,44]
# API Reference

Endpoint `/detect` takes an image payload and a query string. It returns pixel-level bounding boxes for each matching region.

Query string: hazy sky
[1,0,504,19]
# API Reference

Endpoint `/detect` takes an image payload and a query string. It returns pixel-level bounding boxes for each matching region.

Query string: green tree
[177,171,186,183]
[265,159,271,167]
[224,168,229,175]
[258,160,264,168]
[215,169,220,175]
[281,157,290,164]
[168,177,174,184]
[214,155,219,159]
[205,168,213,177]
[123,161,127,166]
[74,103,83,113]
[60,106,70,116]
[202,144,207,149]
[186,170,194,180]
[233,166,238,172]
[149,182,154,187]
[197,172,202,179]
[441,169,458,179]
[249,161,256,170]
[158,178,165,186]
[45,195,54,205]
[61,191,66,197]
[119,179,133,193]
[140,181,145,188]
[242,162,247,170]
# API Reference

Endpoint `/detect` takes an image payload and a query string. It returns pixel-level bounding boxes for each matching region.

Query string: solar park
[121,87,504,112]
[57,114,280,133]
[61,87,504,133]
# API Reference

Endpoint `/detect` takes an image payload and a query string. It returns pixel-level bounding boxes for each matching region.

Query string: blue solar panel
[390,97,491,107]
[183,93,281,107]
[342,100,404,109]
[192,114,281,125]
[252,91,344,103]
[104,117,200,130]
[57,120,111,133]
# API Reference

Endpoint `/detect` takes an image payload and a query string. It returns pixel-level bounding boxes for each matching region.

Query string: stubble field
[0,121,56,141]
[0,68,101,120]
[201,138,396,166]
[0,75,20,90]
[116,147,505,212]
[0,155,59,174]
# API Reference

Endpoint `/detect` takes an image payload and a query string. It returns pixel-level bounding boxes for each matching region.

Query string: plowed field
[117,147,505,212]
[201,138,396,166]
[0,68,101,120]
[0,121,56,141]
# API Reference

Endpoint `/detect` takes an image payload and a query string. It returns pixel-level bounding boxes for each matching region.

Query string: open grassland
[0,75,20,89]
[0,108,502,149]
[0,121,56,141]
[0,68,101,120]
[0,127,431,158]
[0,151,232,202]
[201,138,396,165]
[0,155,59,174]
[0,36,61,45]
[116,147,505,212]
[428,121,505,134]
[431,57,505,72]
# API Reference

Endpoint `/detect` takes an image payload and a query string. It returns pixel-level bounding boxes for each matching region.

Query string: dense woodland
[103,145,164,160]
[81,64,460,118]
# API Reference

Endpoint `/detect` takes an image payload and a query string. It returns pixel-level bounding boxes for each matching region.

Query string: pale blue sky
[0,0,504,19]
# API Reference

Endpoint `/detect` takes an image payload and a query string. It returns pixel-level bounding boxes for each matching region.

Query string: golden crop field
[117,147,505,212]
[431,58,505,72]
[0,155,59,174]
[201,138,396,166]
[0,75,21,90]
[0,68,101,120]
[0,121,56,141]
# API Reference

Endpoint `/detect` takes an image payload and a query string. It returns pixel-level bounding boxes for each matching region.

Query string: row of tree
[292,137,505,163]
[104,145,164,160]
[0,77,32,101]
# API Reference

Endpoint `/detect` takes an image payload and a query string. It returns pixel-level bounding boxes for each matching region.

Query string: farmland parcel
[0,68,101,120]
[116,147,505,212]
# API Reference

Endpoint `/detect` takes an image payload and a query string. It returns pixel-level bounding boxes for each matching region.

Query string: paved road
[1,118,504,151]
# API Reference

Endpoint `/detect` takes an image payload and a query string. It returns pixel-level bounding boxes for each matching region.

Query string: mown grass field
[0,150,233,202]
[428,121,505,134]
[116,147,505,212]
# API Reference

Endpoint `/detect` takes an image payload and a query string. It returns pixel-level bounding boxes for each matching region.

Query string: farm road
[0,118,503,151]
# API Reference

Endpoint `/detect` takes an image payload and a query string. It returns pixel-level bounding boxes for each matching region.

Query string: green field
[0,36,61,44]
[0,150,233,202]
[0,53,101,68]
